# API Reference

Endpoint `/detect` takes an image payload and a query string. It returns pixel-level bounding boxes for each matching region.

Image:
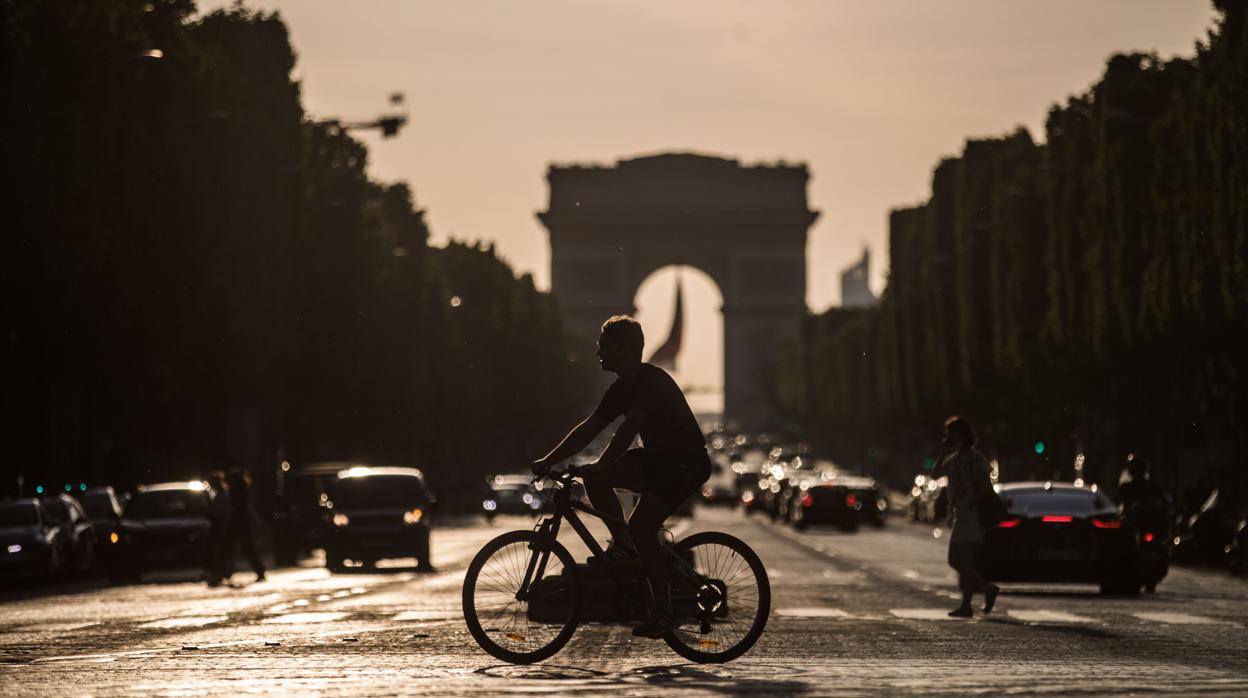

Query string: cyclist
[532,315,712,638]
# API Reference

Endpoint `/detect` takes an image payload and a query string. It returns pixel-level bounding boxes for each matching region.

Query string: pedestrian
[205,472,231,587]
[930,415,999,618]
[220,468,266,584]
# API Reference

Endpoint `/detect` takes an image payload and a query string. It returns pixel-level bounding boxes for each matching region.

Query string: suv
[323,466,436,572]
[110,481,214,583]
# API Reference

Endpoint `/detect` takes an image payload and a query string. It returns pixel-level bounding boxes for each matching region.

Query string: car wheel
[415,528,433,571]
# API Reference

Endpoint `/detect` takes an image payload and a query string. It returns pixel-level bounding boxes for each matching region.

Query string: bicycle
[462,464,771,664]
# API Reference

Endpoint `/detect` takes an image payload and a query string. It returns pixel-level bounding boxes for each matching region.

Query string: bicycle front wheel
[462,530,581,664]
[664,531,770,663]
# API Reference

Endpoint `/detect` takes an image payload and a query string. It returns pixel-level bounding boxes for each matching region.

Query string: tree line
[1,1,596,506]
[770,1,1247,500]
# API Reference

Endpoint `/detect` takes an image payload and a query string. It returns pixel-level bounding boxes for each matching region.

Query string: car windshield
[126,491,207,519]
[39,498,68,523]
[331,476,428,509]
[0,504,38,527]
[1005,490,1112,516]
[79,492,117,519]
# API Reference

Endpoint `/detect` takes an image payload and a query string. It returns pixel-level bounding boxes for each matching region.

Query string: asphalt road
[2,507,1247,696]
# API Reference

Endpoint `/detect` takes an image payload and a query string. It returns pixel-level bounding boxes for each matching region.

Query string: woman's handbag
[977,484,1008,528]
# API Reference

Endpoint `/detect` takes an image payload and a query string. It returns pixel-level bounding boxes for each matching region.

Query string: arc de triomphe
[538,152,819,427]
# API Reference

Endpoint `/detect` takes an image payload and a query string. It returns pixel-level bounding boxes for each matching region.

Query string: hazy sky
[199,1,1216,410]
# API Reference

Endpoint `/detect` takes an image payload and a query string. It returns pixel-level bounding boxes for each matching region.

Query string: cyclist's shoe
[590,544,639,568]
[632,607,681,639]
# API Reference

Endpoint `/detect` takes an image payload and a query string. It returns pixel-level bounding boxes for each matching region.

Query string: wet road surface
[2,507,1247,696]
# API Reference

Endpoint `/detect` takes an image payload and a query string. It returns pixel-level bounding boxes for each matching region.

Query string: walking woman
[930,416,1000,617]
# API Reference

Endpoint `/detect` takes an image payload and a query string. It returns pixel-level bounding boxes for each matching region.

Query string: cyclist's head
[598,315,644,372]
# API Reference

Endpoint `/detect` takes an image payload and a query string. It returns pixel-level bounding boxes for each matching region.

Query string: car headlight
[109,532,119,544]
[332,513,350,527]
[6,544,21,554]
[403,508,423,525]
[482,499,497,512]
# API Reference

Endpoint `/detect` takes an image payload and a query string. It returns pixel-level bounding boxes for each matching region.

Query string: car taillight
[1143,532,1155,542]
[997,519,1021,528]
[845,494,858,508]
[802,493,814,508]
[1041,515,1073,523]
[1090,518,1121,529]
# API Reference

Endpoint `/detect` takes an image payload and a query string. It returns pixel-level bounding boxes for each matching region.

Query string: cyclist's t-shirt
[593,363,705,454]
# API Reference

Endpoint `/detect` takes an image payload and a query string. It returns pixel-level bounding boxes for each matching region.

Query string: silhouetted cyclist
[532,315,711,638]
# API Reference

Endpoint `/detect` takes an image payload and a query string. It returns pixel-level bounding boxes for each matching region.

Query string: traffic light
[1034,441,1046,455]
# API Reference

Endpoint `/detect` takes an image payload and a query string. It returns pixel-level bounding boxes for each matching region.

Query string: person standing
[205,472,231,587]
[930,416,999,618]
[221,468,266,583]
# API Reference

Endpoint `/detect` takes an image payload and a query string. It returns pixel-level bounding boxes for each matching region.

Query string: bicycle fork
[516,517,561,602]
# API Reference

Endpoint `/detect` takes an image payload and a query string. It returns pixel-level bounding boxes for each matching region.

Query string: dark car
[272,461,348,566]
[110,482,214,583]
[78,487,124,564]
[324,466,435,572]
[983,482,1143,595]
[39,493,95,577]
[790,480,860,532]
[699,468,738,507]
[0,499,63,581]
[840,476,888,528]
[482,474,547,520]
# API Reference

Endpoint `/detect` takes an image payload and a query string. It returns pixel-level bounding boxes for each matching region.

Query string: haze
[198,0,1216,409]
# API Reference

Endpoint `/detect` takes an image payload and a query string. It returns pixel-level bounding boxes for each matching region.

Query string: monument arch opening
[634,265,724,417]
[539,152,818,428]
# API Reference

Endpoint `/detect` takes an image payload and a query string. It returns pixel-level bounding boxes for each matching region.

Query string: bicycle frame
[515,472,702,606]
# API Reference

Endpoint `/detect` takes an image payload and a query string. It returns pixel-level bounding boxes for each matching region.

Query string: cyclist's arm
[593,409,648,467]
[536,414,609,467]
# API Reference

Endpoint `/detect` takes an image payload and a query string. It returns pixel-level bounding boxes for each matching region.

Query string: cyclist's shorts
[629,446,712,510]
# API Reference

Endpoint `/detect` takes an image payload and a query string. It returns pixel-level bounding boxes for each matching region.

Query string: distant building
[840,248,878,308]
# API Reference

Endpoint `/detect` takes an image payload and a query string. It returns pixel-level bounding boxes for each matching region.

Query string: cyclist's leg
[583,449,644,551]
[628,493,677,609]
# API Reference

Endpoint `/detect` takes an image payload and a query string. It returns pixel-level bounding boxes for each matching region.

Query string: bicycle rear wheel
[462,530,581,664]
[664,531,770,663]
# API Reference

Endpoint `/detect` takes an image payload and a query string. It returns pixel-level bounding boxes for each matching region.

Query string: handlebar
[532,463,582,486]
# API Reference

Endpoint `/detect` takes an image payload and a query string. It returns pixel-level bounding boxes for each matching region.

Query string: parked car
[110,481,214,583]
[324,466,436,572]
[982,482,1143,595]
[78,486,124,567]
[0,499,62,581]
[39,493,95,577]
[482,474,547,520]
[272,461,347,566]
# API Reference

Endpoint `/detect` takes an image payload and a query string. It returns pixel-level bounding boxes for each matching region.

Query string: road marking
[260,612,349,624]
[890,608,957,621]
[775,607,851,618]
[1134,612,1234,625]
[1008,610,1096,624]
[139,616,228,629]
[392,610,461,622]
[901,569,920,579]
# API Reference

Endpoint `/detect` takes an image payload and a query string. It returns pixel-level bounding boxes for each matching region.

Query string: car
[982,482,1143,595]
[482,474,547,520]
[733,462,765,516]
[323,466,436,572]
[838,475,888,528]
[789,480,860,532]
[109,481,215,583]
[39,493,95,577]
[272,461,348,566]
[0,499,63,581]
[699,468,738,507]
[78,486,124,567]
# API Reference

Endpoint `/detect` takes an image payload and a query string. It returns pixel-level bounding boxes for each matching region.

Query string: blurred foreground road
[2,507,1247,696]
